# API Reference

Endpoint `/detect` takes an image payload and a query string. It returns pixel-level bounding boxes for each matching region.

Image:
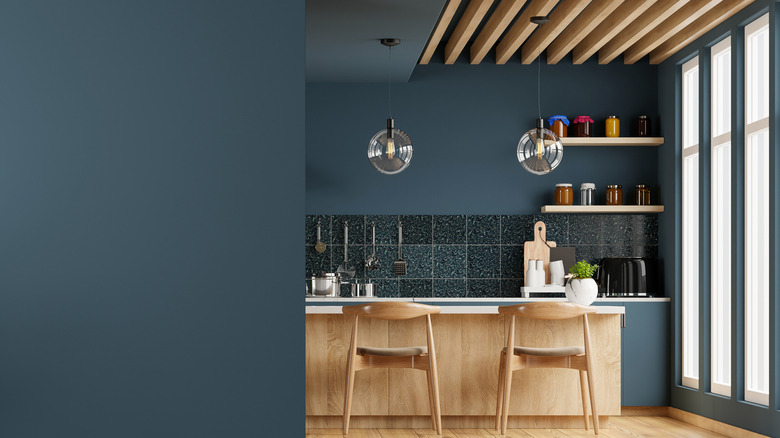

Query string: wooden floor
[306,416,732,437]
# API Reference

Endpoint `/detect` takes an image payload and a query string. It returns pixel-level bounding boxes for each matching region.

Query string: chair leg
[586,368,599,435]
[343,355,356,434]
[500,352,513,435]
[430,355,442,435]
[495,350,506,431]
[579,370,589,431]
[426,370,437,433]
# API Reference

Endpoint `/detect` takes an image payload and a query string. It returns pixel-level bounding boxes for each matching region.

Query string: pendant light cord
[537,41,541,120]
[387,45,393,118]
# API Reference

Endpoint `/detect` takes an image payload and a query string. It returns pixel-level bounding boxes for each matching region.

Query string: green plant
[569,260,597,279]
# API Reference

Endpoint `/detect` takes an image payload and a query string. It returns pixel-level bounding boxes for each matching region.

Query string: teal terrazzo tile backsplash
[305,214,659,298]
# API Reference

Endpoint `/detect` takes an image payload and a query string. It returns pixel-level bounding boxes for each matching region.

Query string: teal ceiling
[306,0,447,83]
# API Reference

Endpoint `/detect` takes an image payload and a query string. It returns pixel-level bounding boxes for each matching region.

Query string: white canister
[549,260,565,286]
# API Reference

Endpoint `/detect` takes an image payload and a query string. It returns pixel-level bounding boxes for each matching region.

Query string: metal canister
[580,183,595,206]
[635,185,651,205]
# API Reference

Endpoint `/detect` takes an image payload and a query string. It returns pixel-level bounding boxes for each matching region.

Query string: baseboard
[620,406,670,416]
[667,407,769,438]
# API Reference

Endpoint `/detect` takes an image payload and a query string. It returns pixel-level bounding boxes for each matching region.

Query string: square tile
[365,245,398,280]
[433,245,467,278]
[371,278,399,298]
[305,215,331,247]
[500,245,524,279]
[500,215,535,245]
[400,215,432,244]
[305,245,332,277]
[468,279,501,297]
[501,279,524,298]
[400,279,433,298]
[631,215,658,245]
[467,215,500,244]
[533,214,569,245]
[569,215,603,245]
[467,246,501,278]
[433,279,467,298]
[365,215,398,245]
[332,215,366,245]
[402,245,433,278]
[433,215,467,244]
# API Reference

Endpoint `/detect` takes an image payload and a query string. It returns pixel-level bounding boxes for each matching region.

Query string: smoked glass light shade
[517,120,563,175]
[368,118,413,175]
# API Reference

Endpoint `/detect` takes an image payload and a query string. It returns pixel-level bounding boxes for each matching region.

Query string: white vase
[565,278,598,305]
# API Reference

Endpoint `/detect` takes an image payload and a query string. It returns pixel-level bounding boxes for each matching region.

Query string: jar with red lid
[572,116,594,137]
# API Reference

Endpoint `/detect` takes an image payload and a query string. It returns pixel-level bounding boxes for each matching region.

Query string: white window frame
[710,36,732,398]
[682,56,700,390]
[744,13,770,406]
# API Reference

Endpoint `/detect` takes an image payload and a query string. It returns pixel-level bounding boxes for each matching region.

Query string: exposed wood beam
[520,0,592,65]
[419,0,462,64]
[495,0,559,64]
[572,0,655,64]
[470,0,527,64]
[546,0,624,64]
[649,0,755,64]
[444,0,494,64]
[623,0,722,64]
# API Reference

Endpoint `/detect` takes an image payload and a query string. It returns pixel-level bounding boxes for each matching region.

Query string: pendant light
[368,38,413,175]
[517,16,563,175]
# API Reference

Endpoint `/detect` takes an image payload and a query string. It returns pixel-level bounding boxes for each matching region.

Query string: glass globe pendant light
[368,38,413,175]
[517,16,563,175]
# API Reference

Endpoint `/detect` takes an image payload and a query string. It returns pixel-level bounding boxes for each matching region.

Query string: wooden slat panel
[306,315,329,415]
[419,0,462,64]
[649,0,755,64]
[444,0,495,64]
[546,0,625,64]
[470,0,528,64]
[623,0,722,64]
[598,0,688,65]
[459,314,505,414]
[387,317,429,415]
[572,0,655,64]
[519,0,592,64]
[495,0,559,65]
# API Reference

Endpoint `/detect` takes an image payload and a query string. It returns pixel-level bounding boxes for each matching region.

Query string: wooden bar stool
[496,302,599,435]
[342,302,442,435]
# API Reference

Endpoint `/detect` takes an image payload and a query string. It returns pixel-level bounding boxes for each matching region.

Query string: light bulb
[387,136,395,159]
[536,131,544,158]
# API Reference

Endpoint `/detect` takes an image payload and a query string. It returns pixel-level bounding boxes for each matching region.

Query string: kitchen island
[305,297,657,429]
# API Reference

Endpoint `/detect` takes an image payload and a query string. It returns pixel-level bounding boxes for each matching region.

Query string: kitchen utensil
[310,273,340,297]
[365,222,380,270]
[314,220,326,253]
[336,221,356,280]
[393,221,407,276]
[523,221,556,286]
[350,282,376,297]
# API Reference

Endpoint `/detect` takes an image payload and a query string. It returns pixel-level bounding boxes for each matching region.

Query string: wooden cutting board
[524,221,556,286]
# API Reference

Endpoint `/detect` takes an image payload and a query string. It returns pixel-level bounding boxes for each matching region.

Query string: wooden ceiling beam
[649,0,755,64]
[470,0,527,64]
[495,0,559,64]
[572,0,655,65]
[546,0,625,64]
[420,0,462,64]
[519,0,592,64]
[623,0,722,64]
[444,0,494,64]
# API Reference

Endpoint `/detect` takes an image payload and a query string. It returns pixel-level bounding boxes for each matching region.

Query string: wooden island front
[306,299,622,429]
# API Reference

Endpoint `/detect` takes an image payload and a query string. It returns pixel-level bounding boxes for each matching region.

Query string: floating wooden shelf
[541,205,665,213]
[560,137,664,146]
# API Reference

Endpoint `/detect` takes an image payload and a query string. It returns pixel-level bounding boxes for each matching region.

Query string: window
[744,13,769,406]
[682,56,700,389]
[710,37,731,397]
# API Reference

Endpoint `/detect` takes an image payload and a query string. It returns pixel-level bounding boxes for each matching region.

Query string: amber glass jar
[555,183,573,205]
[551,119,567,137]
[635,185,651,205]
[572,116,593,137]
[636,115,650,137]
[606,184,623,205]
[606,116,620,137]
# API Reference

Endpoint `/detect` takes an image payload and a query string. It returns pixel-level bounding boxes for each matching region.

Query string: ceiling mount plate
[530,16,550,25]
[380,38,400,47]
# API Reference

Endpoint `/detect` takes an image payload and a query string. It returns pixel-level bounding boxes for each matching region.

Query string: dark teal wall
[658,0,780,435]
[306,60,659,214]
[0,1,304,436]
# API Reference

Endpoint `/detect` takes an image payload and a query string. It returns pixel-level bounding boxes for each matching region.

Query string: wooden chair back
[343,301,441,320]
[498,301,596,320]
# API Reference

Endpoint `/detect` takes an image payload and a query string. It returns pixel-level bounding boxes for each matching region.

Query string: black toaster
[597,257,659,297]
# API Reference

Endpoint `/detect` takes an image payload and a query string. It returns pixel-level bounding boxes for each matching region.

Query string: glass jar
[606,184,623,205]
[548,115,569,138]
[572,116,593,137]
[580,183,595,205]
[635,185,651,205]
[606,116,620,137]
[555,183,573,205]
[636,115,650,137]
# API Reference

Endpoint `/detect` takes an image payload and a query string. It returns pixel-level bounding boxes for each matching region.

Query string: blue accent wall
[0,1,304,436]
[306,60,659,214]
[658,0,780,435]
